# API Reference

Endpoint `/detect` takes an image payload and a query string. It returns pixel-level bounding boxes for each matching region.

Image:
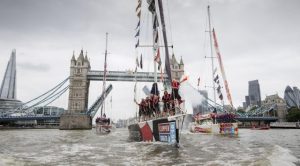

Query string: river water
[0,128,299,166]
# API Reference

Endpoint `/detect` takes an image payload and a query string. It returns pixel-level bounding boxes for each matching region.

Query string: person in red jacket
[171,79,182,104]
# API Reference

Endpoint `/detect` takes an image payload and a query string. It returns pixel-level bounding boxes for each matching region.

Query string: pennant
[155,48,160,62]
[135,30,140,37]
[217,85,221,93]
[140,54,143,69]
[154,30,159,43]
[136,1,141,11]
[135,39,139,48]
[153,14,159,29]
[136,56,139,67]
[214,75,219,83]
[197,77,200,86]
[160,67,164,82]
[137,10,141,18]
[147,0,155,13]
[219,94,223,100]
[135,20,140,30]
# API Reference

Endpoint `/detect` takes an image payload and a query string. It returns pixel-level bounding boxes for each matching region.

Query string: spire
[84,51,88,61]
[71,51,76,61]
[0,49,17,99]
[77,49,84,62]
[171,53,178,64]
[180,56,184,65]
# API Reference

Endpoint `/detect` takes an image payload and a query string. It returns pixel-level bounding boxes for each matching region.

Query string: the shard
[0,49,22,114]
[0,49,17,99]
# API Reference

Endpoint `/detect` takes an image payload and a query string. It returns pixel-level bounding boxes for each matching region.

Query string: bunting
[135,0,142,48]
[213,70,223,101]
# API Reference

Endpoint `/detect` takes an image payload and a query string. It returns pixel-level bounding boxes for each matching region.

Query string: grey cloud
[18,62,50,72]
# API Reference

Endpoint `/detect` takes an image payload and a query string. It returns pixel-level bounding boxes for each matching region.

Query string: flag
[154,30,159,43]
[136,56,139,67]
[214,75,219,83]
[154,48,160,62]
[217,85,221,93]
[155,48,162,69]
[197,77,200,86]
[136,1,141,11]
[160,67,164,82]
[219,94,223,100]
[135,30,140,37]
[135,39,139,48]
[137,10,141,18]
[153,14,159,29]
[140,54,143,69]
[135,20,140,30]
[180,75,188,83]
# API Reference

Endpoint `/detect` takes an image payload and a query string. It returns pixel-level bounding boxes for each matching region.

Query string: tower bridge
[0,49,280,128]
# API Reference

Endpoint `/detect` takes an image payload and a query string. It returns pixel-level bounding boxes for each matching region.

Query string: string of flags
[135,0,143,70]
[213,68,223,101]
[135,0,141,48]
[149,0,162,70]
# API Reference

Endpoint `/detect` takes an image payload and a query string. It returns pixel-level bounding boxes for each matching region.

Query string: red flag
[180,75,188,83]
[160,67,164,82]
[155,48,160,62]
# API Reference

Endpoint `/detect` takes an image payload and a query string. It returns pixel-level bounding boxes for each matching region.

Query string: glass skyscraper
[248,80,261,107]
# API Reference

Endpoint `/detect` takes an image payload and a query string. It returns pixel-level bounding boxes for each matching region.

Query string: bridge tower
[170,54,184,81]
[59,50,92,130]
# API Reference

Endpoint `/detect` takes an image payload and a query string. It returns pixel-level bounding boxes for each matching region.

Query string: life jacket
[172,80,180,89]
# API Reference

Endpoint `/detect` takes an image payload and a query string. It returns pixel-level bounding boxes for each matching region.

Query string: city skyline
[0,0,300,119]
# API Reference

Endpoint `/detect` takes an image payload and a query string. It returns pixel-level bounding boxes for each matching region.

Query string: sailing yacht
[128,0,186,146]
[96,33,113,135]
[189,5,238,135]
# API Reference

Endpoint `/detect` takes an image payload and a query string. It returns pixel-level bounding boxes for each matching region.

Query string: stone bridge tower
[68,50,90,114]
[59,50,92,130]
[170,54,184,81]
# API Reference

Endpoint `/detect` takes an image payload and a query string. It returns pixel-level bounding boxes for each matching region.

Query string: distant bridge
[87,70,168,82]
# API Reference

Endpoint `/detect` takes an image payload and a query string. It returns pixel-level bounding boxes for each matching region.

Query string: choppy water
[0,128,299,166]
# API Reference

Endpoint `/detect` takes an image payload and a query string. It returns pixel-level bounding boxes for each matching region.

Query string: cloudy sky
[0,0,299,120]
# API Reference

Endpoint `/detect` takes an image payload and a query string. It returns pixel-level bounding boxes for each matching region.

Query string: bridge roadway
[87,70,168,82]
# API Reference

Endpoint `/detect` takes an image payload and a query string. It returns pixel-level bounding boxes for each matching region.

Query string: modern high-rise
[284,86,300,109]
[243,80,261,109]
[248,80,261,107]
[0,49,22,114]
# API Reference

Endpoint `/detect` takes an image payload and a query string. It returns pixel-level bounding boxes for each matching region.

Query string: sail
[212,28,233,107]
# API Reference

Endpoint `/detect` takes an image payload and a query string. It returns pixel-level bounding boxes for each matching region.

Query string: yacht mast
[157,0,172,84]
[207,5,217,106]
[101,32,108,117]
